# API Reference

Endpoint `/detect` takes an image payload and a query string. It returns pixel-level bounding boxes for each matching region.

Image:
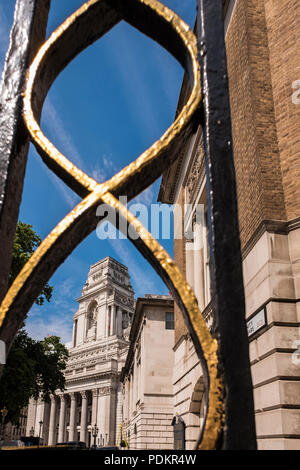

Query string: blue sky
[0,1,196,343]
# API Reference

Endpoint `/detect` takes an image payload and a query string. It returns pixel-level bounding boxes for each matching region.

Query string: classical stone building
[120,295,174,450]
[158,0,300,450]
[26,256,135,447]
[2,408,28,443]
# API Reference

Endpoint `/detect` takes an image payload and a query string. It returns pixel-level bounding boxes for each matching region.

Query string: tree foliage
[0,332,68,424]
[0,221,69,425]
[9,221,53,304]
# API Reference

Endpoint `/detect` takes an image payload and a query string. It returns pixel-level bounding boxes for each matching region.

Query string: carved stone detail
[186,137,205,205]
[115,292,134,308]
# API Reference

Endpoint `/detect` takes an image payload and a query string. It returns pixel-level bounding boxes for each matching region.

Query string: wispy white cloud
[32,98,91,209]
[25,311,73,345]
[39,100,129,208]
[131,185,155,206]
[52,278,76,308]
[31,147,79,209]
[91,156,155,206]
[43,100,84,169]
[91,154,120,183]
[25,277,78,344]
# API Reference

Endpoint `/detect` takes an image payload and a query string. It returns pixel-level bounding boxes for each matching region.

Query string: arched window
[188,376,207,447]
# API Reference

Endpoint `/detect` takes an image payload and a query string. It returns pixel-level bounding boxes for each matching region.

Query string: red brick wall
[226,0,287,249]
[264,0,300,220]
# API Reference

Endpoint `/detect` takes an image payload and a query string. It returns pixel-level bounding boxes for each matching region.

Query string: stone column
[72,320,76,347]
[48,395,57,445]
[129,374,133,418]
[115,383,123,445]
[106,307,111,337]
[91,389,98,426]
[193,219,205,310]
[83,313,87,342]
[117,308,123,337]
[80,391,88,443]
[203,221,211,304]
[185,240,194,287]
[58,395,66,443]
[111,305,116,336]
[124,380,129,422]
[69,392,76,442]
[107,386,117,446]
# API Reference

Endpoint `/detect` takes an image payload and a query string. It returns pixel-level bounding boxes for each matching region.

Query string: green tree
[9,221,53,304]
[0,221,69,425]
[0,332,68,424]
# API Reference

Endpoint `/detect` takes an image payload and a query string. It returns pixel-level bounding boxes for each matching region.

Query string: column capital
[69,392,76,400]
[99,385,117,397]
[50,394,56,402]
[58,394,65,402]
[91,388,98,398]
[80,390,87,399]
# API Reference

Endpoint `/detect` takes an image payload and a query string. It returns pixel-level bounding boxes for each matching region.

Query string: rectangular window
[165,312,174,330]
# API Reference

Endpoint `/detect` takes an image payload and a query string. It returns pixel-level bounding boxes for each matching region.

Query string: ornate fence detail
[0,0,256,449]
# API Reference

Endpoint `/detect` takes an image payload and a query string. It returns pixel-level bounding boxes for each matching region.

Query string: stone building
[120,295,174,450]
[158,0,300,450]
[26,256,135,447]
[2,408,28,443]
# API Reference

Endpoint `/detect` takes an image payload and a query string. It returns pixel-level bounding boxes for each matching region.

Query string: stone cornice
[184,134,205,207]
[65,370,119,387]
[242,216,300,259]
[68,336,129,358]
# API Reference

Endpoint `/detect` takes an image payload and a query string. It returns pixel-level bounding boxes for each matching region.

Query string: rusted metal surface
[197,0,256,449]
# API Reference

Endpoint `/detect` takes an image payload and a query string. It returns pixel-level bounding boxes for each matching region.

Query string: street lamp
[38,420,43,447]
[29,426,34,447]
[92,423,98,449]
[1,407,8,441]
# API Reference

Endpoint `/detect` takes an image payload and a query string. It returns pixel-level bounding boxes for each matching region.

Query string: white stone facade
[26,256,134,447]
[121,296,175,450]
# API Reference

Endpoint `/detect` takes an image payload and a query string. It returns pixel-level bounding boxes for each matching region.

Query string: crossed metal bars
[0,0,256,449]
